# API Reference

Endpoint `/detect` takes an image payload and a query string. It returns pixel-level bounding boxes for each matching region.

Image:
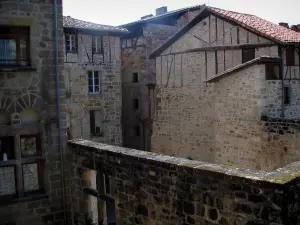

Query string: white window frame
[93,36,103,54]
[66,34,76,52]
[88,71,100,94]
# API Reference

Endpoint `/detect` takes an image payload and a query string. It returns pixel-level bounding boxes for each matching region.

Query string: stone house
[0,0,68,225]
[63,16,128,146]
[149,6,300,171]
[120,5,204,150]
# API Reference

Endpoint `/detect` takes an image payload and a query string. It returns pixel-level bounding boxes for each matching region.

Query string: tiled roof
[120,5,202,27]
[209,7,300,44]
[63,16,128,33]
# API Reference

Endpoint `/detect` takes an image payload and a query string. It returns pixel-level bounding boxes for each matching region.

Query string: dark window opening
[90,110,103,136]
[0,136,14,161]
[132,73,138,83]
[133,98,139,110]
[92,36,103,54]
[286,48,295,66]
[265,63,281,80]
[134,125,141,137]
[284,86,291,105]
[65,33,77,53]
[0,26,30,66]
[242,48,255,63]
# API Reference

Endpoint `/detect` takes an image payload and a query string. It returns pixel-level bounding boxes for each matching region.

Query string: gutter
[53,1,67,224]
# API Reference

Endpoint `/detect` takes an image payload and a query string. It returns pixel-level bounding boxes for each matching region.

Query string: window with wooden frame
[0,133,44,201]
[242,48,255,63]
[88,71,100,94]
[92,36,103,54]
[286,47,295,66]
[0,26,30,66]
[65,33,77,53]
[90,110,103,137]
[265,63,281,80]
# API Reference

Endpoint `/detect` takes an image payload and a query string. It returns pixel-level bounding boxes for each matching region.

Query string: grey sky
[63,0,299,27]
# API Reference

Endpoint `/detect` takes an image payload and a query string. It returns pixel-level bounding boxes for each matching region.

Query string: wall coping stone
[69,139,300,184]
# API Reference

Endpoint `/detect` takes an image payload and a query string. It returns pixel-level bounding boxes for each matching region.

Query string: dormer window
[0,26,30,66]
[65,33,77,53]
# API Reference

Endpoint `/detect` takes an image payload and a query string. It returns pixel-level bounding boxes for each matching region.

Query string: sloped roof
[205,56,280,83]
[120,5,202,27]
[149,6,300,58]
[63,16,128,34]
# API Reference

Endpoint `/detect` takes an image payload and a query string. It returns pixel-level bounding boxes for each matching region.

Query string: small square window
[132,73,138,83]
[133,98,139,110]
[265,63,281,80]
[284,86,291,105]
[242,48,255,63]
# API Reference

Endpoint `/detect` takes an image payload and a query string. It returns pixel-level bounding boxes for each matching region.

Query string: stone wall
[69,140,300,225]
[64,32,122,146]
[0,1,68,225]
[152,14,300,170]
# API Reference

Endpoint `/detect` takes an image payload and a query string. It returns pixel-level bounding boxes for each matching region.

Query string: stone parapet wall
[69,140,300,225]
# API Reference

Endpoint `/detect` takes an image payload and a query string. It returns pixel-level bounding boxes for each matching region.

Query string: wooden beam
[160,43,277,57]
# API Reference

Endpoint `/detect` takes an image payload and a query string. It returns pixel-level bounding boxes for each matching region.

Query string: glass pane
[0,136,15,160]
[20,37,28,66]
[88,78,93,86]
[88,86,94,93]
[94,86,99,93]
[0,39,16,64]
[0,166,16,195]
[21,136,37,157]
[23,163,39,192]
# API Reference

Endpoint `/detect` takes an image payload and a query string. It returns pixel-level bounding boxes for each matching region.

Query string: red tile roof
[63,16,128,34]
[209,7,300,44]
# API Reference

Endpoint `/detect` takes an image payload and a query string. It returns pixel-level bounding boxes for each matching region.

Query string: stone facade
[121,7,201,150]
[0,1,68,225]
[151,13,300,170]
[69,139,300,225]
[64,28,122,146]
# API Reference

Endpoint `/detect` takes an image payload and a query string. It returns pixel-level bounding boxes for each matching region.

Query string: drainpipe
[53,1,67,224]
[279,46,285,118]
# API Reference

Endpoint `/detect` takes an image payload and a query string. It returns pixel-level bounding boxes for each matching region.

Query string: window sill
[0,192,48,206]
[88,93,101,96]
[0,66,36,72]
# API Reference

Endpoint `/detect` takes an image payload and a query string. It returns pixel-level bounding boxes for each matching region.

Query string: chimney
[141,14,153,20]
[279,22,289,29]
[291,24,300,32]
[156,6,168,16]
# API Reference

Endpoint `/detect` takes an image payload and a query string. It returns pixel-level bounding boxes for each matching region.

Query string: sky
[63,0,299,27]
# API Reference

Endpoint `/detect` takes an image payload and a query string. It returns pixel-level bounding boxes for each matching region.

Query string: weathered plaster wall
[0,1,68,225]
[64,33,122,146]
[152,15,300,170]
[69,140,300,225]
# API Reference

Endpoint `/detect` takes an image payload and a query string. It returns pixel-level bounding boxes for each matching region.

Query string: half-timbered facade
[63,16,127,145]
[150,6,300,170]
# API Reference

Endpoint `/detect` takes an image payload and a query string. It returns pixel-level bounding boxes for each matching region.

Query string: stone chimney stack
[156,6,168,16]
[279,22,289,29]
[291,24,300,32]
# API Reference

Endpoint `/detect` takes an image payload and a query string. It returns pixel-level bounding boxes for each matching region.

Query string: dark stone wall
[69,140,300,225]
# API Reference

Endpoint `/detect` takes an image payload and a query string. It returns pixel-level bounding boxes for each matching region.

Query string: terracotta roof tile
[63,16,128,33]
[209,7,300,44]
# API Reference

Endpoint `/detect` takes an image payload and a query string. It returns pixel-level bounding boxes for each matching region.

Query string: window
[92,36,103,54]
[132,73,138,83]
[242,48,255,63]
[133,98,139,110]
[0,26,30,66]
[88,71,100,94]
[134,125,141,137]
[286,48,295,66]
[0,134,44,201]
[284,86,291,105]
[265,63,281,80]
[65,33,77,53]
[90,111,103,136]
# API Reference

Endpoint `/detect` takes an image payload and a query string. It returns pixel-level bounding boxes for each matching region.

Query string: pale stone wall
[152,14,300,170]
[64,32,122,146]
